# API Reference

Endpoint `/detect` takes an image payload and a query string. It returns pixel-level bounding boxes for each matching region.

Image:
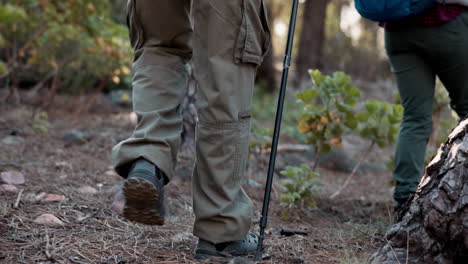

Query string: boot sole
[123,178,164,225]
[194,249,230,260]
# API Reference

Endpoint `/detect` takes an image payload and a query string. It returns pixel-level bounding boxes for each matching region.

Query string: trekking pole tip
[254,234,265,261]
[254,250,263,262]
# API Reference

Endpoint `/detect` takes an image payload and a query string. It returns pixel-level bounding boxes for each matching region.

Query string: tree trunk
[256,3,276,93]
[256,44,276,93]
[295,0,330,86]
[370,119,468,264]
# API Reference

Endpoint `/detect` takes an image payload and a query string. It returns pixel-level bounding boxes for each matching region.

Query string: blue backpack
[355,0,437,22]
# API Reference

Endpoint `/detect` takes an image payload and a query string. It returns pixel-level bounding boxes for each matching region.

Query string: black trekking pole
[255,0,300,261]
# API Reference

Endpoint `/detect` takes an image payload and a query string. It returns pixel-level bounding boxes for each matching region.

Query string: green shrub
[0,0,132,95]
[294,70,403,198]
[280,164,319,220]
[295,70,361,164]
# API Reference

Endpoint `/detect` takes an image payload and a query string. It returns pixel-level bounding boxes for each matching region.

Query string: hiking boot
[122,158,166,225]
[394,198,406,212]
[194,232,259,259]
[393,197,409,223]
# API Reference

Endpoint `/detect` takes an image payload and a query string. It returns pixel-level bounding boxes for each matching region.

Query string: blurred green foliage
[296,70,402,161]
[249,122,273,155]
[282,70,403,200]
[0,0,132,93]
[356,100,402,148]
[0,3,26,76]
[252,83,306,142]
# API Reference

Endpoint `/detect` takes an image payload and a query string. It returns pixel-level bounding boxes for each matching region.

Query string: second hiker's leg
[192,0,270,244]
[112,0,192,180]
[432,11,468,120]
[385,28,436,207]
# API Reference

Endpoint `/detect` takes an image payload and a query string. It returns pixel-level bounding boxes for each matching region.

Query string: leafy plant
[296,70,361,169]
[295,70,403,198]
[31,111,49,134]
[280,164,319,220]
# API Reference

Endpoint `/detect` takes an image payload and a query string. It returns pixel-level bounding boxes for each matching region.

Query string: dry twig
[14,189,24,209]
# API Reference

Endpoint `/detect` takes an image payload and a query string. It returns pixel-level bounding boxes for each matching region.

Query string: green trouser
[112,0,270,244]
[385,11,468,203]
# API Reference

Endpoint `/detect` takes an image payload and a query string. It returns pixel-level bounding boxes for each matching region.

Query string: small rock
[228,257,254,264]
[105,170,118,177]
[0,171,25,185]
[54,161,71,169]
[111,189,125,215]
[62,130,92,145]
[111,188,125,215]
[290,257,305,264]
[111,200,124,215]
[55,148,65,154]
[78,186,98,194]
[107,182,124,195]
[128,112,138,125]
[171,232,197,243]
[1,136,25,145]
[0,184,19,193]
[34,192,47,202]
[33,214,64,226]
[42,194,66,203]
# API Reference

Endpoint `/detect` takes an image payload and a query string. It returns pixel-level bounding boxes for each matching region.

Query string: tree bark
[256,45,276,93]
[295,0,330,86]
[256,0,276,93]
[370,119,468,264]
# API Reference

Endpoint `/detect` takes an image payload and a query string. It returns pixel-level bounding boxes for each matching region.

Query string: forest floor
[0,96,397,264]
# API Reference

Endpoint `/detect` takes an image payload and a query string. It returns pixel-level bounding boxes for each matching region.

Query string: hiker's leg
[112,0,192,180]
[191,0,270,243]
[431,11,468,120]
[385,29,436,205]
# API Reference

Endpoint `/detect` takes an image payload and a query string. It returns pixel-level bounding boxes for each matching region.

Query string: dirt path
[0,102,394,264]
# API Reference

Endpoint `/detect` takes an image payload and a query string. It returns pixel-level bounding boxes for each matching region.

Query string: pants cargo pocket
[235,0,271,66]
[126,0,144,50]
[235,118,251,182]
[196,120,250,187]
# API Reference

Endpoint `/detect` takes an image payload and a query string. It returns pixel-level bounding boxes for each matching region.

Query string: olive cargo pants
[385,11,468,203]
[112,0,270,243]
